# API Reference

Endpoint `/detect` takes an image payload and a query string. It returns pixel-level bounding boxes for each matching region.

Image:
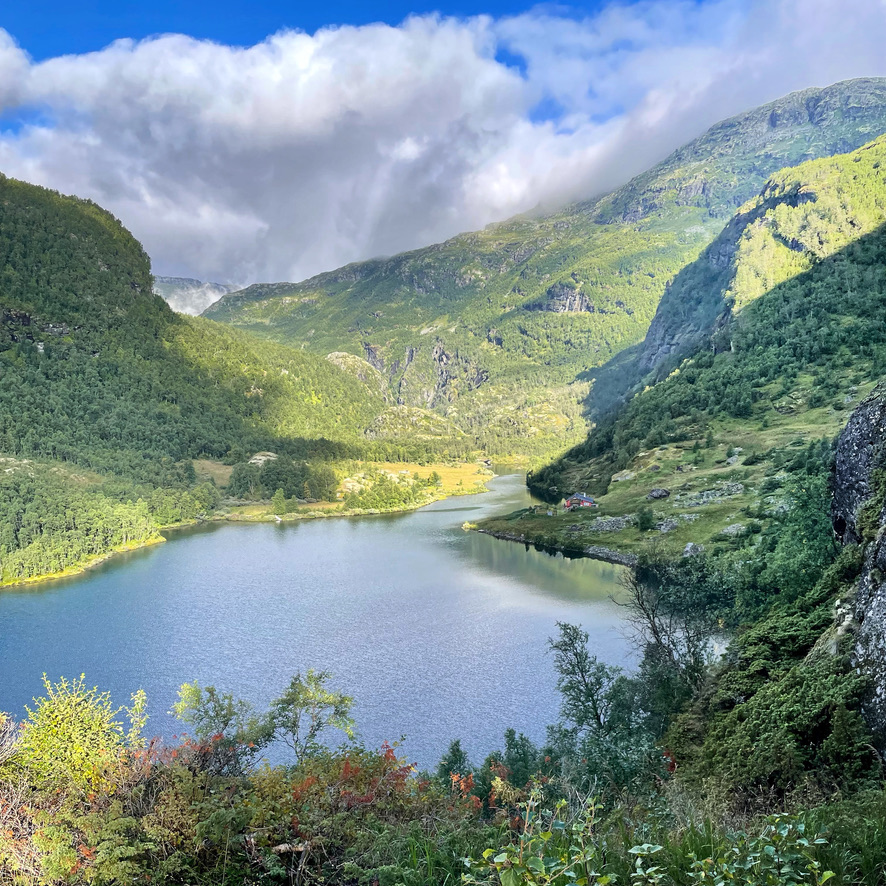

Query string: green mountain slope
[0,173,389,473]
[206,78,886,458]
[499,134,886,553]
[0,174,444,584]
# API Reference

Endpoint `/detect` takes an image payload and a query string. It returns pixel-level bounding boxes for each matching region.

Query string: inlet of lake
[0,473,632,770]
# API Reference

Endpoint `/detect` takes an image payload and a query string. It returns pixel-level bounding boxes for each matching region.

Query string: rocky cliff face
[832,384,886,746]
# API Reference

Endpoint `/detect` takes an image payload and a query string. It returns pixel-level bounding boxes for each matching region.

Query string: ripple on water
[0,474,632,769]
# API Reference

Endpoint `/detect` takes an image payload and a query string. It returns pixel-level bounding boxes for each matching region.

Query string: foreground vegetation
[5,689,885,886]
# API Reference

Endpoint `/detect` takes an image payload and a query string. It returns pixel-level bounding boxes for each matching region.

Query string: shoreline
[217,483,489,525]
[1,475,494,591]
[473,528,638,567]
[1,536,168,589]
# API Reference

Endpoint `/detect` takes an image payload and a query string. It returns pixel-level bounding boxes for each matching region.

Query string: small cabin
[564,492,597,509]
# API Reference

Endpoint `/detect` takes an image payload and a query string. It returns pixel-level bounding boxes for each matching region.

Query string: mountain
[153,275,238,314]
[474,137,886,802]
[497,133,886,550]
[0,174,389,474]
[0,173,460,584]
[205,78,886,459]
[588,84,886,415]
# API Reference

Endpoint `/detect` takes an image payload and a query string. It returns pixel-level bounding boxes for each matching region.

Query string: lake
[0,473,631,770]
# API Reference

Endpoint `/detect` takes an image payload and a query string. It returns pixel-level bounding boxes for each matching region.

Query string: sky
[1,0,885,289]
[4,2,578,59]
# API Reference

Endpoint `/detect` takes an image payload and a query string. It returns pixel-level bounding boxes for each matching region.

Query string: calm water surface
[0,474,631,768]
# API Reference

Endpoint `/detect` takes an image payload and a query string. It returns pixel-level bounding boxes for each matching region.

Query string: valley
[0,472,629,770]
[206,78,886,457]
[7,68,886,886]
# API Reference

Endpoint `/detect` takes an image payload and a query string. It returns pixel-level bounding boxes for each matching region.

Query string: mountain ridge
[205,77,886,458]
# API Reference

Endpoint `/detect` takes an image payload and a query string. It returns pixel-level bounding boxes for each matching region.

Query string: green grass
[485,377,875,557]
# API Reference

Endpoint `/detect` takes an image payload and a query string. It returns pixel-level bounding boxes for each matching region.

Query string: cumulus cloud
[0,0,885,292]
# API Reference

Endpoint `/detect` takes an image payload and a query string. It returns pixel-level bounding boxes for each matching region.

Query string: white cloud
[0,30,29,110]
[0,0,885,294]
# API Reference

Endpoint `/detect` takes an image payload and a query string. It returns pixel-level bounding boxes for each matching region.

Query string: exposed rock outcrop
[832,383,886,747]
[832,386,886,544]
[673,481,745,507]
[585,515,635,532]
[524,281,598,314]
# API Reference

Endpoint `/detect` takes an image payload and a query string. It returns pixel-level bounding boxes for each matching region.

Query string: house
[564,492,597,509]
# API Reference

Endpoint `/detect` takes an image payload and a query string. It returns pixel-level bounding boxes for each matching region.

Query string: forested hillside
[206,78,886,456]
[525,133,886,516]
[0,174,467,584]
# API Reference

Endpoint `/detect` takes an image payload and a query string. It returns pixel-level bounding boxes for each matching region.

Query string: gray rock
[657,519,679,533]
[674,481,745,508]
[832,385,886,545]
[42,322,70,336]
[647,487,671,500]
[721,523,746,537]
[248,451,278,466]
[582,546,638,566]
[524,281,597,314]
[832,383,886,750]
[683,542,705,557]
[586,516,634,532]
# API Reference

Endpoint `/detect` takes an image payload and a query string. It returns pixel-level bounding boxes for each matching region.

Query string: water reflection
[0,473,633,768]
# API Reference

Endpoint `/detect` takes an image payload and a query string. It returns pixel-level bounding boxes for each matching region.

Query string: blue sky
[6,1,607,59]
